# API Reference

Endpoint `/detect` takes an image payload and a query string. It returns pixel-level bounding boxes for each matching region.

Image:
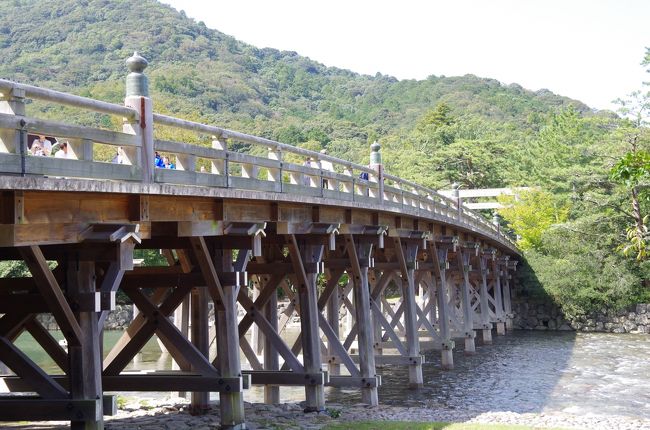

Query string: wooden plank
[25,157,142,182]
[19,245,82,346]
[0,113,139,146]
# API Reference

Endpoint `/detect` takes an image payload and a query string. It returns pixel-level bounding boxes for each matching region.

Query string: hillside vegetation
[1,0,649,316]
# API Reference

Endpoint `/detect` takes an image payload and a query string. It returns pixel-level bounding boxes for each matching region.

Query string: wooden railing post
[369,141,383,204]
[211,135,228,184]
[123,52,153,183]
[0,86,25,154]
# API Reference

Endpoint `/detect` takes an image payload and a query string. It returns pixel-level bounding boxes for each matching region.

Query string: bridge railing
[0,76,516,251]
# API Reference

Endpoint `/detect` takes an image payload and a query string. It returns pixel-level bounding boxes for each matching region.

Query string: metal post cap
[126,52,148,73]
[370,141,382,166]
[125,51,149,97]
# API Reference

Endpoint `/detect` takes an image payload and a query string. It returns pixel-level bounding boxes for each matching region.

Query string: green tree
[498,190,570,251]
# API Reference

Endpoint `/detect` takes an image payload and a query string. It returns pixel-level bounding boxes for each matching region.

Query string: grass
[323,422,567,430]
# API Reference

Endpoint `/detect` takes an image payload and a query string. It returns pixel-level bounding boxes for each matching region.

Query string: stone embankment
[8,397,649,430]
[513,300,650,333]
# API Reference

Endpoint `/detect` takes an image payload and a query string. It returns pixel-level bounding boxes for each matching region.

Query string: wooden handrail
[0,79,139,121]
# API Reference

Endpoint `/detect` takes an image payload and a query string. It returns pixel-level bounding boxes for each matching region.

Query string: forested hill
[0,0,598,188]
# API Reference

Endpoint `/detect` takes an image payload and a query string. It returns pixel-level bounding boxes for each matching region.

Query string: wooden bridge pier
[0,53,519,428]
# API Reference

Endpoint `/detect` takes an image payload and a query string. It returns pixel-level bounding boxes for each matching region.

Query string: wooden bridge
[0,53,519,429]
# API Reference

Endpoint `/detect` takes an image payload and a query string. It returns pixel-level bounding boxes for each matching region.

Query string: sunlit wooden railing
[0,78,517,252]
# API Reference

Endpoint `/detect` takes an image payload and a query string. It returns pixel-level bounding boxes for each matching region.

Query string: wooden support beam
[0,313,33,341]
[214,248,246,429]
[345,234,378,405]
[1,374,243,393]
[128,288,218,377]
[0,337,67,399]
[457,248,477,354]
[67,259,103,430]
[104,374,241,393]
[189,236,226,304]
[19,246,83,346]
[479,253,494,344]
[103,287,190,375]
[286,234,326,412]
[492,258,506,335]
[25,319,68,373]
[190,287,210,415]
[97,262,125,330]
[327,375,380,388]
[238,291,304,372]
[430,240,455,369]
[393,237,423,388]
[242,370,327,386]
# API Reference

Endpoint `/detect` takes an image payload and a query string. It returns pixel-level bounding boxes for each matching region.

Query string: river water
[9,330,650,421]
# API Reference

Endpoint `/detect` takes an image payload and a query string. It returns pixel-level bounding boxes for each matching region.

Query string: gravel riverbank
[6,396,650,430]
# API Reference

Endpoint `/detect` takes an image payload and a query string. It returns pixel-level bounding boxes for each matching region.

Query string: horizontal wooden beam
[327,375,381,388]
[0,374,245,393]
[350,354,425,366]
[242,370,328,386]
[0,397,101,421]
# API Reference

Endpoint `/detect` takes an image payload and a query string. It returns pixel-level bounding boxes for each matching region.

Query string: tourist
[30,142,45,156]
[162,156,175,169]
[54,141,72,159]
[112,146,125,164]
[154,151,164,168]
[32,135,52,156]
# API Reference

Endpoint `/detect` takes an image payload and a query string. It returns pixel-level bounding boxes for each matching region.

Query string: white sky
[161,0,649,111]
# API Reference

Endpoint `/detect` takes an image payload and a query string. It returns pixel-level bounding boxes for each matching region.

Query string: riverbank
[6,397,649,430]
[512,300,650,333]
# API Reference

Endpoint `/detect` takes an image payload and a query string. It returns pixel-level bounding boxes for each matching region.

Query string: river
[9,330,650,422]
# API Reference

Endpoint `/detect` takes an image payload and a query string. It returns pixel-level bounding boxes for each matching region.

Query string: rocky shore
[7,397,650,430]
[512,300,650,334]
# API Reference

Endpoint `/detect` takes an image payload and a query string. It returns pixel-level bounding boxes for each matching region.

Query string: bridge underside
[0,184,517,429]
